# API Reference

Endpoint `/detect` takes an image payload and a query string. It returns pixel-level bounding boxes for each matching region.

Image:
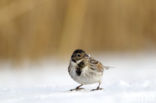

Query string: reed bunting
[68,49,109,91]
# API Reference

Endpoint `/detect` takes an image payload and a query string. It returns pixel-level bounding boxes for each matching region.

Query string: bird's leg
[91,82,103,91]
[76,84,83,89]
[70,84,84,91]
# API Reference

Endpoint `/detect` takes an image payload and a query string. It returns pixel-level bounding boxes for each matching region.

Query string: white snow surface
[0,53,156,103]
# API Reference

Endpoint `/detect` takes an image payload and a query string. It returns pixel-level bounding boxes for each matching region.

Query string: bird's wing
[88,57,104,72]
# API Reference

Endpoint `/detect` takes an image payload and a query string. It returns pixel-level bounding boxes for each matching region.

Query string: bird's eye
[77,54,81,57]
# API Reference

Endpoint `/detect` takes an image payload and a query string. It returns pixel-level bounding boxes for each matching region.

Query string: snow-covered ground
[0,53,156,103]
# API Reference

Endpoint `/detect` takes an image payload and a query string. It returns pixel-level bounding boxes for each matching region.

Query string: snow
[0,53,156,103]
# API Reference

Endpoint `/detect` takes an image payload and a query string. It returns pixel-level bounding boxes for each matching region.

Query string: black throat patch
[76,61,85,76]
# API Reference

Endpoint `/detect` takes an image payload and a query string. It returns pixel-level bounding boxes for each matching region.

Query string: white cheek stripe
[77,59,83,63]
[71,59,83,65]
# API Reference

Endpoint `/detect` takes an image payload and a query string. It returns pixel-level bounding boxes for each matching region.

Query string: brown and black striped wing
[88,57,104,72]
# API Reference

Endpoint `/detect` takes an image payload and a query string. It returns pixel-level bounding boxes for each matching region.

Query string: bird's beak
[72,58,76,63]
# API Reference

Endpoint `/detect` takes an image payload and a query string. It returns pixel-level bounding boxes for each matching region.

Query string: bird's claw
[70,88,84,91]
[91,87,103,91]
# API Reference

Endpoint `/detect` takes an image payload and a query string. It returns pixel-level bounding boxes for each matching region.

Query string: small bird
[68,49,109,91]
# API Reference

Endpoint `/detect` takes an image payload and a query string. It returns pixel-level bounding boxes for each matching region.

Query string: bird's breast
[69,61,103,84]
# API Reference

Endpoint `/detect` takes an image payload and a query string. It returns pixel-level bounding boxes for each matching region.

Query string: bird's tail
[103,66,115,70]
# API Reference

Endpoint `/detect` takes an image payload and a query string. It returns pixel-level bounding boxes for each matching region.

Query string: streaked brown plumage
[68,49,109,91]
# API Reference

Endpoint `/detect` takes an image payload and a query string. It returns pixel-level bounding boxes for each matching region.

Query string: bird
[68,49,109,91]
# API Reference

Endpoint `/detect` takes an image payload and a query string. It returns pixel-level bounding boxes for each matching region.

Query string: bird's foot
[70,88,84,91]
[91,87,103,91]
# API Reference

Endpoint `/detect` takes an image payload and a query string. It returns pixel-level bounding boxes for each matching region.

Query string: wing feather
[88,57,104,72]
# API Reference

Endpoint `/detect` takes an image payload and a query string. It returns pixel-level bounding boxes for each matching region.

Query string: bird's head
[71,49,88,63]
